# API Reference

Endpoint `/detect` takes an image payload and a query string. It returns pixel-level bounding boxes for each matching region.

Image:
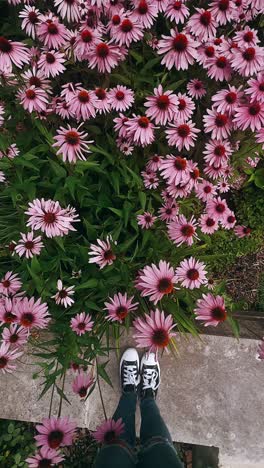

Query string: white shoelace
[123,364,139,386]
[142,368,159,391]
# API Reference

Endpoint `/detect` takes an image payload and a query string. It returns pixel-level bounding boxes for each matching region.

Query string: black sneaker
[120,348,140,393]
[140,352,160,399]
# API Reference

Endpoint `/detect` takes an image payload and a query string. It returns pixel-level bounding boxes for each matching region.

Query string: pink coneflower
[19,5,40,39]
[167,180,192,199]
[0,104,4,126]
[203,109,232,140]
[104,293,138,322]
[144,84,178,125]
[52,280,75,308]
[218,180,230,193]
[221,210,236,229]
[165,120,200,151]
[15,297,50,329]
[157,29,198,71]
[234,225,251,238]
[205,54,232,82]
[187,8,217,41]
[211,86,243,115]
[125,115,156,147]
[21,67,51,91]
[137,212,157,229]
[35,417,76,449]
[53,124,93,163]
[17,86,48,113]
[197,42,217,66]
[175,257,207,289]
[160,155,190,186]
[0,36,29,72]
[135,260,177,304]
[256,128,264,149]
[0,299,18,325]
[209,0,234,25]
[0,342,23,374]
[187,79,206,99]
[203,139,232,167]
[114,15,144,47]
[133,309,176,353]
[245,73,264,103]
[233,101,264,132]
[158,201,179,222]
[54,0,80,22]
[70,312,94,335]
[199,213,219,234]
[194,293,227,327]
[206,196,229,222]
[204,161,228,180]
[2,324,28,347]
[195,180,217,202]
[141,170,159,189]
[26,447,64,468]
[0,170,6,183]
[94,87,111,114]
[119,140,134,155]
[72,371,94,398]
[38,50,66,77]
[164,0,190,24]
[113,113,130,138]
[26,198,79,238]
[108,85,134,112]
[233,26,260,46]
[0,271,22,296]
[93,418,125,444]
[168,215,199,246]
[88,236,116,269]
[73,27,101,61]
[230,45,264,77]
[68,88,97,120]
[37,14,70,49]
[87,41,121,73]
[146,154,163,172]
[131,0,158,29]
[175,92,195,121]
[14,232,44,259]
[0,143,19,160]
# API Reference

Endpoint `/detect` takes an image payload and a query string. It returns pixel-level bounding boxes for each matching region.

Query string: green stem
[95,357,107,421]
[58,370,66,418]
[49,361,58,418]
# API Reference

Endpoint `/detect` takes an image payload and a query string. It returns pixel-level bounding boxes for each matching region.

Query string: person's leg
[138,353,183,468]
[94,348,140,468]
[94,445,136,468]
[112,391,137,446]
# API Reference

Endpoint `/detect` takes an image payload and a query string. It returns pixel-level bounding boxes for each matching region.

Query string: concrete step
[0,334,263,467]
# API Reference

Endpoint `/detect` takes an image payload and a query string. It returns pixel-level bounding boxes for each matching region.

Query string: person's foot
[120,348,140,393]
[140,352,160,399]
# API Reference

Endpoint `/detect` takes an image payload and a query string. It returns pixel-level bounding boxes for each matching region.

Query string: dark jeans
[94,392,183,468]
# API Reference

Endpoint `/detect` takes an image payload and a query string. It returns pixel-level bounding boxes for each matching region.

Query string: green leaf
[14,454,21,464]
[130,50,143,63]
[139,192,146,210]
[254,168,264,190]
[108,207,122,217]
[75,278,98,290]
[97,361,113,387]
[7,423,14,434]
[49,159,67,178]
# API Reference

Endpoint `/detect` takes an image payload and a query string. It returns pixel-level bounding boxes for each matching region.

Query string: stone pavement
[0,333,263,468]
